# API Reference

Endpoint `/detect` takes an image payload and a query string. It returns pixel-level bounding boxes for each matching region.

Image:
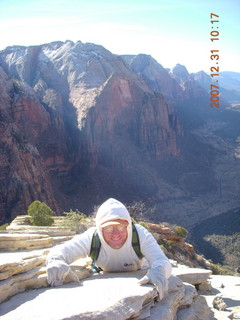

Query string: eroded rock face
[0,234,53,251]
[0,41,182,223]
[172,267,212,285]
[1,41,240,230]
[122,54,184,102]
[0,249,48,282]
[0,271,213,320]
[0,67,65,222]
[0,239,237,320]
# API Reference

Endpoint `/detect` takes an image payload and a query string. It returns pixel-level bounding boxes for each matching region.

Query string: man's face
[102,219,128,249]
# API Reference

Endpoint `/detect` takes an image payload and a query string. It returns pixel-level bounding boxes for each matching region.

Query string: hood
[96,198,131,228]
[96,198,132,247]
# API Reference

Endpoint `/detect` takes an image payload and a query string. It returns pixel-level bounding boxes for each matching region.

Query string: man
[46,198,172,299]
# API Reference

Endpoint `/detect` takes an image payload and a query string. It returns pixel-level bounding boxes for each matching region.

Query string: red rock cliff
[0,41,182,223]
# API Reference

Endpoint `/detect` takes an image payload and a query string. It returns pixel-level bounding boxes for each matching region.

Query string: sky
[0,0,239,73]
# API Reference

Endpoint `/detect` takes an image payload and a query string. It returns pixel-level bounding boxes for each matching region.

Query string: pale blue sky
[0,0,239,73]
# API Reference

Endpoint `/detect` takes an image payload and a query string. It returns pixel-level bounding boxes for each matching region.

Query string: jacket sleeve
[46,227,95,265]
[136,224,172,279]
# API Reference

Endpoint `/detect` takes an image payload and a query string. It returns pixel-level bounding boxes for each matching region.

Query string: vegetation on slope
[190,208,240,272]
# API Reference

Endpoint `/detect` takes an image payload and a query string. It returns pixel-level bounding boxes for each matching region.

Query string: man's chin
[109,240,124,249]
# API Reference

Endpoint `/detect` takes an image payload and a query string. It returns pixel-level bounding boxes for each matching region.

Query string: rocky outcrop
[0,250,92,304]
[6,215,76,236]
[0,67,63,223]
[0,41,183,224]
[121,54,184,102]
[169,63,210,102]
[203,275,240,319]
[0,228,239,319]
[144,222,213,270]
[0,225,214,318]
[0,257,213,320]
[1,215,76,251]
[172,266,212,285]
[1,40,240,235]
[2,246,240,320]
[0,234,54,251]
[169,64,190,83]
[0,249,48,282]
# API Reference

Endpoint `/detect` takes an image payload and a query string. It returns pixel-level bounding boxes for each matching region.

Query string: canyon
[0,40,240,230]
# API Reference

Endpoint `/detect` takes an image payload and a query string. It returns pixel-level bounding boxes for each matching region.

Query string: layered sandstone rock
[1,215,76,251]
[2,241,239,320]
[0,41,182,224]
[0,249,48,282]
[0,67,62,223]
[0,234,53,251]
[0,249,92,304]
[1,41,240,231]
[2,246,240,320]
[172,266,212,285]
[0,270,213,320]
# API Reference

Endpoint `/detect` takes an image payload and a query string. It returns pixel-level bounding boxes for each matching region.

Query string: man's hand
[46,259,71,287]
[138,268,168,300]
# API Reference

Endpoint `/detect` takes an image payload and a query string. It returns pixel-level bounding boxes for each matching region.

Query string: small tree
[28,200,54,226]
[62,209,87,232]
[175,226,188,239]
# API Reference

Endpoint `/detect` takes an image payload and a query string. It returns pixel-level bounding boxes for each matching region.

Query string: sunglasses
[102,224,127,234]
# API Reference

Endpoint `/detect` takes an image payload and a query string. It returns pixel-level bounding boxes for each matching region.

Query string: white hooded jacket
[47,198,172,279]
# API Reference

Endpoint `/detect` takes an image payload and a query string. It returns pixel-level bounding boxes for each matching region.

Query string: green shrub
[175,226,188,238]
[138,221,149,230]
[210,263,231,275]
[62,209,87,232]
[28,200,54,226]
[0,223,8,230]
[158,239,175,254]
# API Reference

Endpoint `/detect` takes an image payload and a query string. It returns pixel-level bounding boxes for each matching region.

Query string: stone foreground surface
[203,275,240,320]
[0,271,213,320]
[0,249,92,304]
[0,233,54,251]
[172,266,212,284]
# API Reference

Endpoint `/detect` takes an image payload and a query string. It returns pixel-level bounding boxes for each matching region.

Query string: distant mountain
[121,55,183,102]
[0,40,240,231]
[192,70,212,92]
[192,70,240,105]
[169,63,190,83]
[219,71,240,93]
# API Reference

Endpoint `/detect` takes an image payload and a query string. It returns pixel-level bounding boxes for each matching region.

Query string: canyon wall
[0,41,240,226]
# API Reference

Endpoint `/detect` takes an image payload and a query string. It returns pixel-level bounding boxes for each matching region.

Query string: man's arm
[46,227,95,286]
[136,224,172,299]
[136,224,172,277]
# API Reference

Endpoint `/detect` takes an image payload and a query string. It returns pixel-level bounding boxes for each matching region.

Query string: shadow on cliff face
[189,209,240,267]
[52,159,159,215]
[192,236,224,265]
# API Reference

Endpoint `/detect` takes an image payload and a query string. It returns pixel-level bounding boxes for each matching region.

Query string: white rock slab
[0,271,158,320]
[0,266,48,304]
[0,271,213,320]
[135,276,214,320]
[0,249,49,281]
[6,225,75,236]
[0,233,53,251]
[203,275,240,320]
[176,295,214,320]
[172,267,212,284]
[0,250,92,303]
